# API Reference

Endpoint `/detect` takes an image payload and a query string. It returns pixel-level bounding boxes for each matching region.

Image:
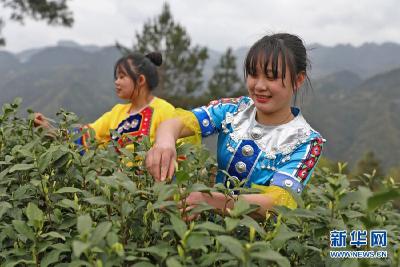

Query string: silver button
[250,128,262,140]
[202,119,210,127]
[231,176,240,183]
[265,152,276,160]
[235,161,247,173]
[131,119,139,128]
[123,121,130,130]
[284,179,293,187]
[297,188,301,193]
[226,176,240,187]
[242,145,254,157]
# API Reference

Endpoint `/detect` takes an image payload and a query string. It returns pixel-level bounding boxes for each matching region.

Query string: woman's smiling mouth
[255,94,272,103]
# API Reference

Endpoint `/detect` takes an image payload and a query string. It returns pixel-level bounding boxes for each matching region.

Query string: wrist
[154,134,176,147]
[202,192,235,211]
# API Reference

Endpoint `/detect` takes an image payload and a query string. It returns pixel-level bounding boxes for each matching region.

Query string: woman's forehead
[253,54,284,73]
[116,64,128,74]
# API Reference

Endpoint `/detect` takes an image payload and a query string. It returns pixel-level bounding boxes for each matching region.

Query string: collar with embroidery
[223,100,320,159]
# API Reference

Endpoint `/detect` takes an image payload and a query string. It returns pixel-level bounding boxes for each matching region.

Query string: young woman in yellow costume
[34,52,195,150]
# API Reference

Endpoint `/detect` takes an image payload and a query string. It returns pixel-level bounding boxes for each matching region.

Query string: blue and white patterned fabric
[191,96,325,196]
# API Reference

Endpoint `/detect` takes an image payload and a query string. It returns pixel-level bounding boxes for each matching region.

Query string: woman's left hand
[179,192,207,222]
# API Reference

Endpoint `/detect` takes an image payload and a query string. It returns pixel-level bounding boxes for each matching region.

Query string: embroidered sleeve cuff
[191,107,217,137]
[269,172,304,194]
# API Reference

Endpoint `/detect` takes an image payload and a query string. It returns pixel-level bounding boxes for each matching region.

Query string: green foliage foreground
[0,98,399,267]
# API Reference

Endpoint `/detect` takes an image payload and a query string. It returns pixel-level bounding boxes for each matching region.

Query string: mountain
[301,68,400,169]
[0,45,121,122]
[307,42,400,79]
[1,41,400,169]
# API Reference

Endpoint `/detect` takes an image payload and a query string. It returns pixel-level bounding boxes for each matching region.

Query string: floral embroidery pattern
[295,137,324,180]
[207,97,242,107]
[112,107,153,147]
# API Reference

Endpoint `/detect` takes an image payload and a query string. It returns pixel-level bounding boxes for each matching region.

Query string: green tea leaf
[166,257,183,267]
[229,199,251,217]
[90,222,112,245]
[84,196,113,206]
[186,232,212,250]
[40,249,62,267]
[12,220,35,241]
[224,217,240,232]
[121,180,137,194]
[9,163,35,173]
[138,243,174,259]
[339,187,372,210]
[367,188,400,211]
[216,235,244,260]
[12,97,22,106]
[72,240,90,257]
[0,201,12,219]
[271,224,300,249]
[56,199,78,210]
[251,249,290,267]
[132,262,156,267]
[169,213,187,239]
[26,203,44,231]
[240,215,266,237]
[189,183,212,193]
[175,170,190,184]
[41,231,66,241]
[196,222,226,233]
[77,214,92,235]
[55,187,82,194]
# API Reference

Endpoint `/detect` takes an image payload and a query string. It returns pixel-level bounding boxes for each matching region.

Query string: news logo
[329,229,388,259]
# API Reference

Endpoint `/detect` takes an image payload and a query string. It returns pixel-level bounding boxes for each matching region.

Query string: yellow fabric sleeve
[147,99,200,146]
[252,184,297,209]
[174,108,202,145]
[88,111,113,144]
[148,98,175,142]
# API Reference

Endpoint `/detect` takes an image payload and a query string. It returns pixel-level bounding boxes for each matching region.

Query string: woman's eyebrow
[265,69,281,75]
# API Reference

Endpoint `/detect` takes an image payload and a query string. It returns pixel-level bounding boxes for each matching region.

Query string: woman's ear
[295,72,306,90]
[138,74,147,88]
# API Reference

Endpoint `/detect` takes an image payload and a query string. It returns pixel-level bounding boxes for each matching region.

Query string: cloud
[0,0,399,52]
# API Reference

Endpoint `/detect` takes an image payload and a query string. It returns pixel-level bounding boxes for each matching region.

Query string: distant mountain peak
[57,40,81,47]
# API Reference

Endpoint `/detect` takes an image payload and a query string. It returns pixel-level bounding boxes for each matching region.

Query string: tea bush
[0,98,399,267]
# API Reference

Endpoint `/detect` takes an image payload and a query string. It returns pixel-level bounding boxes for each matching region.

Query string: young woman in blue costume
[145,33,325,218]
[34,52,197,150]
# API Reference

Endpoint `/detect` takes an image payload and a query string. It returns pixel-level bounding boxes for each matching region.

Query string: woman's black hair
[244,33,311,103]
[113,52,162,90]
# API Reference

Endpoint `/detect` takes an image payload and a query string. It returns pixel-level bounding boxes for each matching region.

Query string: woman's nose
[254,78,268,91]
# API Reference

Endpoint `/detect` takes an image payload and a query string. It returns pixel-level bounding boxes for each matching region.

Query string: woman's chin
[254,102,273,114]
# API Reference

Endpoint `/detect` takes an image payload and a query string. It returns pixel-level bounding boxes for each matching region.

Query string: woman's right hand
[33,112,51,129]
[145,141,177,182]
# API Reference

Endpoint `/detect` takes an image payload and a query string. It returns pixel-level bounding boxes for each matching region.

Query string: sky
[0,0,399,53]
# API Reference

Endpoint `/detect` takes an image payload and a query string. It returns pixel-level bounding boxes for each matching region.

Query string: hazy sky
[1,0,399,52]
